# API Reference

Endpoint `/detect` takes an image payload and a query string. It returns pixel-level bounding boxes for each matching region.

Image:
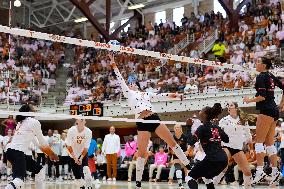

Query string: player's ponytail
[16,104,33,122]
[261,57,273,69]
[233,102,256,125]
[204,103,222,122]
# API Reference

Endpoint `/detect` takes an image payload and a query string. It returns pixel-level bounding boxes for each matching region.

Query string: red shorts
[88,158,96,173]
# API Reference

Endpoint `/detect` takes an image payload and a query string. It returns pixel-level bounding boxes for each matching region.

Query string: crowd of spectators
[64,47,256,105]
[209,1,283,68]
[64,0,284,105]
[0,32,65,105]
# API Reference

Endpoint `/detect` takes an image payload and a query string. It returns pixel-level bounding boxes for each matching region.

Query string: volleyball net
[0,24,280,126]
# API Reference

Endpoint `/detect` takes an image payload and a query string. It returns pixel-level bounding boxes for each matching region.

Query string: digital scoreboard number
[70,103,103,116]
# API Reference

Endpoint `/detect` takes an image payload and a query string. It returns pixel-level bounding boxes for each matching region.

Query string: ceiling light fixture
[14,0,21,7]
[74,17,88,23]
[128,3,145,10]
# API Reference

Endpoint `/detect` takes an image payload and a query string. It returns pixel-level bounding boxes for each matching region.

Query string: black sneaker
[136,181,141,189]
[178,183,184,189]
[187,179,198,189]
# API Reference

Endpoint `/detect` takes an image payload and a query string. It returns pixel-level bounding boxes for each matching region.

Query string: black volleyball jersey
[255,72,284,110]
[189,122,229,161]
[173,133,187,159]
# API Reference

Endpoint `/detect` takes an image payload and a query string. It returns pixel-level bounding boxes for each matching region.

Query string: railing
[196,29,218,54]
[1,87,282,119]
[168,34,195,55]
[0,87,266,114]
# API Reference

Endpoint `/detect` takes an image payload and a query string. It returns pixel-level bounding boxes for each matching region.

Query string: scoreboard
[70,103,103,116]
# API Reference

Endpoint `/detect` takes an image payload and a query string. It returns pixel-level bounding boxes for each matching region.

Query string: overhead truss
[19,0,143,36]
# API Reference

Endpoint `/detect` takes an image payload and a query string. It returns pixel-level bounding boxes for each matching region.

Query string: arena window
[155,11,166,24]
[173,7,184,26]
[121,19,130,32]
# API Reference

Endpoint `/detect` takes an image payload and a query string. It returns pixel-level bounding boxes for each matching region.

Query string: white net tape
[3,24,283,76]
[0,24,248,71]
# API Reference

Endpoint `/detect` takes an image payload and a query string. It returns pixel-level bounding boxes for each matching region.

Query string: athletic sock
[172,144,190,166]
[243,175,252,186]
[216,172,225,180]
[177,178,183,185]
[272,167,278,176]
[212,172,224,185]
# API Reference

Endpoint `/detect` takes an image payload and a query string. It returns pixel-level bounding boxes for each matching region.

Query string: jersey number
[210,128,221,142]
[77,140,82,144]
[270,78,275,90]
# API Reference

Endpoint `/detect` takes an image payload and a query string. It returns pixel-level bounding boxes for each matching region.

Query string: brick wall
[166,9,173,22]
[145,12,155,25]
[199,0,214,14]
[0,8,8,26]
[184,4,194,18]
[87,25,100,41]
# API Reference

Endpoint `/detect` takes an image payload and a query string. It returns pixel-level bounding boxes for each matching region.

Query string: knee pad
[7,167,12,176]
[176,170,182,179]
[266,145,277,156]
[136,157,145,171]
[202,177,213,185]
[255,143,265,154]
[83,166,92,180]
[35,167,45,182]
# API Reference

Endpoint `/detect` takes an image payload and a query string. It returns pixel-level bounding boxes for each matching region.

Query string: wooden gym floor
[0,181,282,189]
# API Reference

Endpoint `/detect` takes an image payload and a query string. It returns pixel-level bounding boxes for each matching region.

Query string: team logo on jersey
[209,128,221,142]
[76,136,85,144]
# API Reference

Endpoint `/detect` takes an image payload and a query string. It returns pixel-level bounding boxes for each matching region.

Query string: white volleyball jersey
[8,117,47,153]
[0,135,3,154]
[219,115,252,150]
[25,142,35,156]
[27,137,40,155]
[66,126,92,158]
[61,139,69,157]
[114,67,172,118]
[35,137,43,153]
[3,135,12,152]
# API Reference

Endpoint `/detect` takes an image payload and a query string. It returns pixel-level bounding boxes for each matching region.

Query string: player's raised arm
[109,54,131,98]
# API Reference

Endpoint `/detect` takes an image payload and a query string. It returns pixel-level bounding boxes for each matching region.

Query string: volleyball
[108,40,120,46]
